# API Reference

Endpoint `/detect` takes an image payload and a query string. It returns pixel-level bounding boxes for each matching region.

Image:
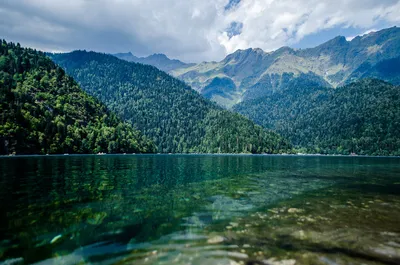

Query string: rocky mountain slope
[176,27,400,108]
[116,27,400,108]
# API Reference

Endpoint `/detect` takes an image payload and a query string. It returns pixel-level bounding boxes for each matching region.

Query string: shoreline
[1,153,399,158]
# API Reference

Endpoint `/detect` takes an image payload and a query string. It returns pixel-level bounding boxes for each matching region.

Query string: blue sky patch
[226,21,243,38]
[225,0,241,11]
[293,21,394,49]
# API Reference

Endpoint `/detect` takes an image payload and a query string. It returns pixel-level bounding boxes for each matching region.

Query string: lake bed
[0,155,399,265]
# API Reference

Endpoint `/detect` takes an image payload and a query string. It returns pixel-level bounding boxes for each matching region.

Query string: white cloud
[346,29,378,41]
[0,0,399,62]
[221,0,400,54]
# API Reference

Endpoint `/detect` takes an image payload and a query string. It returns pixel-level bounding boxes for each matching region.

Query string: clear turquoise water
[0,155,399,265]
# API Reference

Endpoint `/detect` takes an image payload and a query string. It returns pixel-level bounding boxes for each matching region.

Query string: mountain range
[113,52,194,73]
[1,26,399,156]
[116,27,400,108]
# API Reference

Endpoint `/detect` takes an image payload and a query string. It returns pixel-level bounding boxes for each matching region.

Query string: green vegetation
[0,40,155,155]
[50,51,290,154]
[234,79,400,156]
[198,110,288,153]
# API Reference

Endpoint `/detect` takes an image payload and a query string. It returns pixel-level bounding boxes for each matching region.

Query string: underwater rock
[0,257,24,265]
[287,208,303,214]
[207,236,225,244]
[386,241,400,248]
[291,230,306,240]
[370,244,400,258]
[380,231,398,237]
[230,222,239,227]
[50,234,62,244]
[183,213,214,227]
[265,258,296,265]
[207,195,254,220]
[318,256,340,265]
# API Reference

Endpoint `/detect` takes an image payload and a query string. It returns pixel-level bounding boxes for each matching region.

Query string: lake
[0,155,399,265]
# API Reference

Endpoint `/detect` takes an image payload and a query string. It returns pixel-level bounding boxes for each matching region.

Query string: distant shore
[1,153,399,158]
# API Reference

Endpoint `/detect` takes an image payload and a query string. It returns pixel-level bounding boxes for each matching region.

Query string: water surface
[0,155,399,265]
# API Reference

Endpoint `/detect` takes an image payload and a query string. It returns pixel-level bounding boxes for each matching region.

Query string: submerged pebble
[50,234,62,244]
[287,208,303,214]
[230,222,239,227]
[265,258,296,265]
[0,257,24,265]
[291,230,306,240]
[207,236,225,244]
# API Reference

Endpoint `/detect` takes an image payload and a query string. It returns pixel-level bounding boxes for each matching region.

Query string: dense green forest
[50,51,290,153]
[234,79,400,156]
[0,40,155,155]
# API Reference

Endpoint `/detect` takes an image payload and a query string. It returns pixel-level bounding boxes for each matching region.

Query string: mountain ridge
[115,26,400,108]
[113,52,195,72]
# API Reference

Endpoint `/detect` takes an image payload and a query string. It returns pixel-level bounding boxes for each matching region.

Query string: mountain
[0,40,155,155]
[113,52,194,72]
[234,79,400,156]
[167,26,400,108]
[346,56,400,85]
[50,51,290,154]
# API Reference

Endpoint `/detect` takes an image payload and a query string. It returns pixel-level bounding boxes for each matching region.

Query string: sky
[0,0,399,62]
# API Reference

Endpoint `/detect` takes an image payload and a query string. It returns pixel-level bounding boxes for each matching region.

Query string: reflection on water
[0,155,399,265]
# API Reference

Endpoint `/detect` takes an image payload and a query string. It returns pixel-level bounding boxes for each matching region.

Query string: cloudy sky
[1,0,399,62]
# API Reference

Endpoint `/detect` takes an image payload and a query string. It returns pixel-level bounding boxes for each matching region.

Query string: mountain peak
[224,47,266,63]
[302,35,349,57]
[114,51,133,56]
[114,51,193,72]
[148,53,169,59]
[231,48,263,54]
[322,35,348,46]
[275,46,294,54]
[251,48,265,53]
[113,52,138,62]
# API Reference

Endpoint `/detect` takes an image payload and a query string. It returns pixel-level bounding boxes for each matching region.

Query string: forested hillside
[0,40,155,155]
[50,51,290,154]
[234,79,400,156]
